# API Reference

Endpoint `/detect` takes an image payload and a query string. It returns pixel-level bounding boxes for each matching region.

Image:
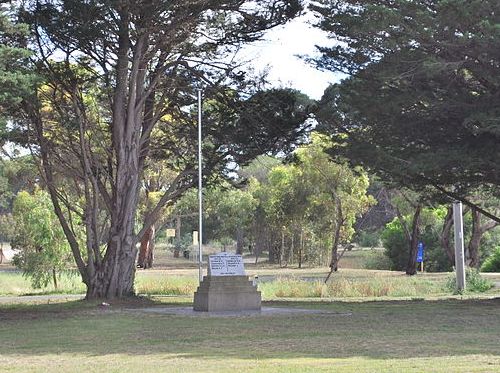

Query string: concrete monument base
[193,275,261,312]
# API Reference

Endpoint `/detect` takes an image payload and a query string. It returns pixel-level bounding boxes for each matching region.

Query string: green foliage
[313,0,500,196]
[381,219,408,271]
[0,213,16,242]
[173,133,374,267]
[259,133,374,265]
[0,5,36,134]
[356,230,381,247]
[0,155,38,213]
[445,268,493,294]
[238,155,282,183]
[11,190,75,289]
[173,184,257,247]
[175,233,194,252]
[381,207,452,272]
[8,0,307,297]
[478,227,500,264]
[205,186,257,244]
[481,246,500,272]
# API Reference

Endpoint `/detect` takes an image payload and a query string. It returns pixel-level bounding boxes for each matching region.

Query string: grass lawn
[0,297,499,372]
[1,247,500,372]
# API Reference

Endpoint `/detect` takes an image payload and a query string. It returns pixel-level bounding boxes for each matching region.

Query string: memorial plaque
[208,252,245,276]
[194,252,260,311]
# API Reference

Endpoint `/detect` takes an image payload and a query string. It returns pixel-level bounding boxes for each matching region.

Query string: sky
[239,12,345,100]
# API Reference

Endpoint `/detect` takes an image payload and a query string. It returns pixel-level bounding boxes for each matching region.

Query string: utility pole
[198,89,203,284]
[453,201,466,292]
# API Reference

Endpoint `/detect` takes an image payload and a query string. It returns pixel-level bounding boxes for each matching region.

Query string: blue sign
[416,241,424,263]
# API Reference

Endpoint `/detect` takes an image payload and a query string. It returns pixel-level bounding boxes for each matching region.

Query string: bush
[11,190,76,289]
[381,215,452,272]
[381,219,408,270]
[445,268,493,294]
[356,230,381,247]
[481,246,500,272]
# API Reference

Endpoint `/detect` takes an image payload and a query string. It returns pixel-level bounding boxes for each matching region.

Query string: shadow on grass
[0,297,499,361]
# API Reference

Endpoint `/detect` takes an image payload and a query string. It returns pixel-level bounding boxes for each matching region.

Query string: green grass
[338,248,385,269]
[135,273,198,295]
[1,267,499,300]
[0,270,85,295]
[0,298,499,372]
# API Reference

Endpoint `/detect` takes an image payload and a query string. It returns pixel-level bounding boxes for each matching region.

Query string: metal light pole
[453,201,466,292]
[197,89,203,284]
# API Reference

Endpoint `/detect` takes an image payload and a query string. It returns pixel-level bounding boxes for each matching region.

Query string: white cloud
[239,12,344,99]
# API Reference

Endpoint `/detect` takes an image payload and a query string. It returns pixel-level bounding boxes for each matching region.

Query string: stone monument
[193,252,261,312]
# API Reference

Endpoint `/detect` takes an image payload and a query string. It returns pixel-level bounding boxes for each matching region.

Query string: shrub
[381,219,408,270]
[11,190,77,289]
[381,215,452,272]
[356,230,381,247]
[481,246,500,272]
[445,268,493,294]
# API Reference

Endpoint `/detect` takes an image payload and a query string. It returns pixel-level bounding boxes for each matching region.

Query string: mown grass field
[1,247,500,372]
[0,297,499,372]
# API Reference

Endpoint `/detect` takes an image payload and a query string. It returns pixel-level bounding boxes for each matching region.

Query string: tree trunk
[298,230,303,269]
[174,216,181,258]
[329,197,344,272]
[138,224,155,269]
[52,268,58,290]
[85,240,137,299]
[325,199,345,283]
[466,209,480,268]
[268,231,279,264]
[466,208,499,268]
[289,231,295,265]
[236,228,244,255]
[329,224,341,272]
[405,205,422,275]
[85,155,141,299]
[279,229,285,267]
[440,206,455,265]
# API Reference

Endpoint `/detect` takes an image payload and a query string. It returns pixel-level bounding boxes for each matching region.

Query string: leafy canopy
[312,0,500,199]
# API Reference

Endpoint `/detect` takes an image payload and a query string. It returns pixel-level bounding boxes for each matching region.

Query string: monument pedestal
[193,275,261,312]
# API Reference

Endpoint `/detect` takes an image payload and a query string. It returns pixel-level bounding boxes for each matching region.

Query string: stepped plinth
[193,253,261,312]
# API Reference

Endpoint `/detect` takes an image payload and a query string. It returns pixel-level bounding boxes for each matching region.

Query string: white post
[453,201,466,292]
[198,89,203,284]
